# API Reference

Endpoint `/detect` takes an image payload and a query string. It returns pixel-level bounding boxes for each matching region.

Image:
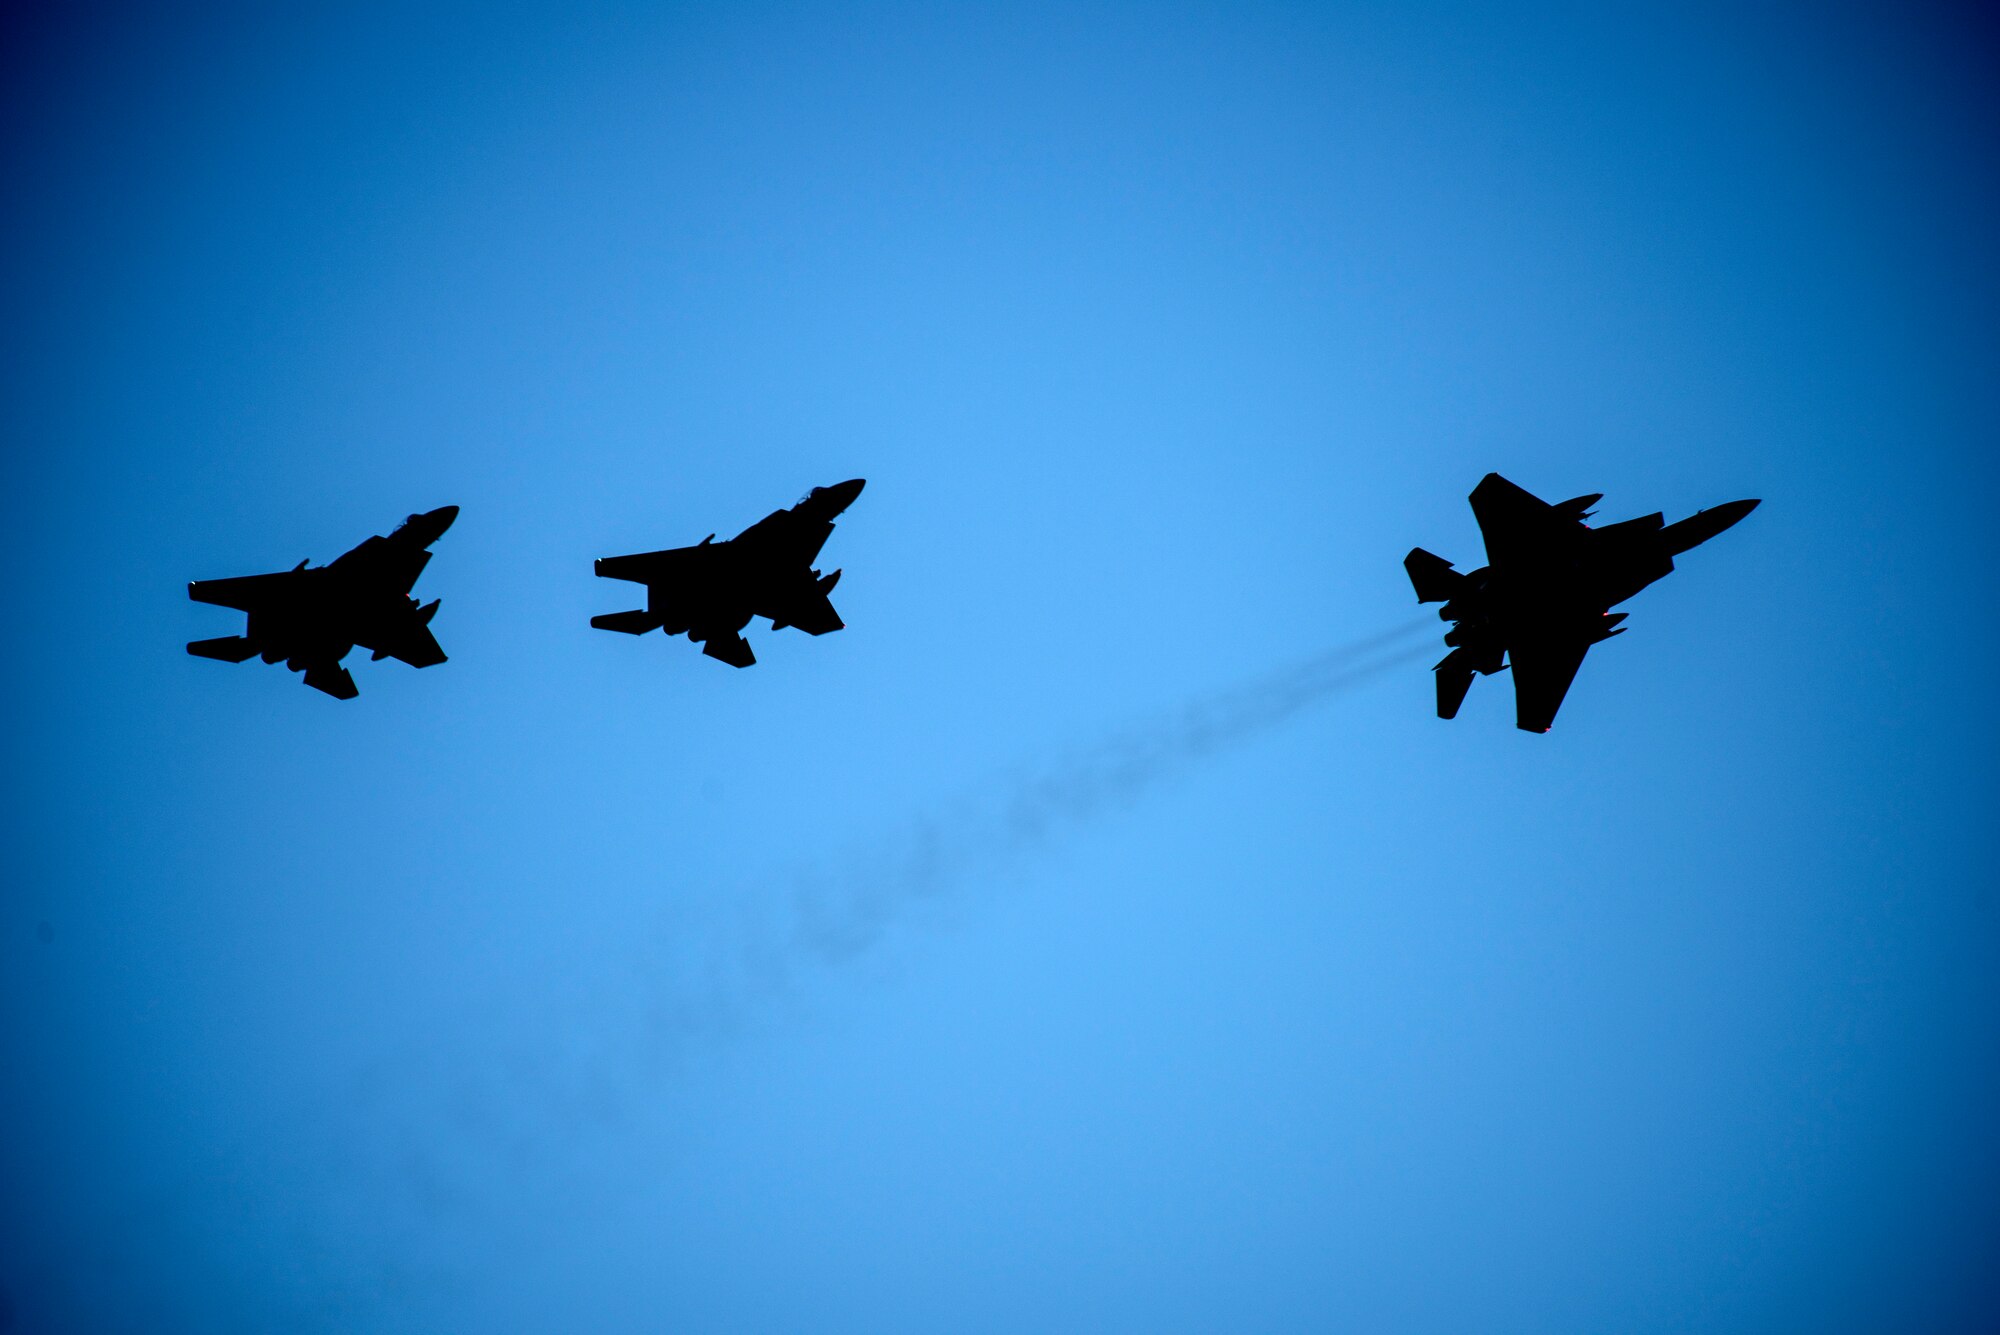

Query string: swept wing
[1506,632,1592,733]
[188,566,307,611]
[1470,472,1586,569]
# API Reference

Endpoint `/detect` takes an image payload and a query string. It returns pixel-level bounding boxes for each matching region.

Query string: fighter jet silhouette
[187,506,457,699]
[592,479,865,667]
[1406,474,1757,732]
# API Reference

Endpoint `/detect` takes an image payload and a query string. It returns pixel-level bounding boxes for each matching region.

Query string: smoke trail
[727,619,1437,986]
[200,620,1439,1329]
[401,624,1440,1155]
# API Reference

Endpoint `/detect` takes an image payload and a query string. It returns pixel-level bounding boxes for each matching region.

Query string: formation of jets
[189,471,1758,730]
[188,485,867,697]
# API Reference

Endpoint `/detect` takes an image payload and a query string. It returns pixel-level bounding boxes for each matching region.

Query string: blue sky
[4,4,1996,1332]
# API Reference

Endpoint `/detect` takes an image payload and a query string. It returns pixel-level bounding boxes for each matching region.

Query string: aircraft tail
[1434,648,1476,719]
[1404,548,1463,603]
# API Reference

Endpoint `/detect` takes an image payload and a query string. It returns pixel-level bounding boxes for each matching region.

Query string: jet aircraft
[592,479,865,667]
[187,506,458,699]
[1406,474,1758,732]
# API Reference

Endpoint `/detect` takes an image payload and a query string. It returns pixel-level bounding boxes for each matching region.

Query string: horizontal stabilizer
[188,635,259,663]
[1434,648,1475,719]
[1404,548,1463,603]
[302,663,358,700]
[591,610,662,635]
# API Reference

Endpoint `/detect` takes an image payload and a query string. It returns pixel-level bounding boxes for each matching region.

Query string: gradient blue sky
[4,4,1996,1332]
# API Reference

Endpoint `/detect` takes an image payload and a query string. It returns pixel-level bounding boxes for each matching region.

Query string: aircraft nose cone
[1708,498,1759,532]
[1661,496,1760,555]
[818,479,865,513]
[401,505,460,546]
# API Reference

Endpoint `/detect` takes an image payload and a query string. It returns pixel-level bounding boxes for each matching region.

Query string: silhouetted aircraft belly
[1408,475,1756,731]
[187,507,457,699]
[592,480,863,667]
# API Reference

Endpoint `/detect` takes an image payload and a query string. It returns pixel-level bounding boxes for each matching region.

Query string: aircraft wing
[301,661,359,700]
[358,623,447,669]
[1471,473,1586,569]
[329,533,432,597]
[188,569,304,611]
[594,543,717,586]
[699,629,755,667]
[764,591,842,635]
[757,571,844,636]
[1507,633,1592,733]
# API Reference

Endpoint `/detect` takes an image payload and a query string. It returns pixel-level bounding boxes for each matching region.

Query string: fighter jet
[1406,474,1758,732]
[592,479,865,667]
[186,506,458,699]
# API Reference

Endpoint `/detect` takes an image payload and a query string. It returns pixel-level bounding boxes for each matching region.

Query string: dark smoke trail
[771,620,1435,972]
[246,620,1438,1328]
[406,621,1438,1131]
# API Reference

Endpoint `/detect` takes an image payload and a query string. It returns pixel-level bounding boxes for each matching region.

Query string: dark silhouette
[187,506,458,699]
[1406,474,1758,731]
[592,479,865,667]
